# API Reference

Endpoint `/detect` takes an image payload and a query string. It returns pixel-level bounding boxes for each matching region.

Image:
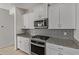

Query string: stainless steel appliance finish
[34,18,48,29]
[31,35,49,55]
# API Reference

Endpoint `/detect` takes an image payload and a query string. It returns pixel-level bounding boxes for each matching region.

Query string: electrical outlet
[64,32,67,36]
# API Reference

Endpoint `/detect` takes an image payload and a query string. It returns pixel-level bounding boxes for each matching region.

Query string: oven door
[31,44,45,55]
[31,40,45,55]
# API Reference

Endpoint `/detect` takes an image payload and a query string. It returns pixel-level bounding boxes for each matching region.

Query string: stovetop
[32,35,49,41]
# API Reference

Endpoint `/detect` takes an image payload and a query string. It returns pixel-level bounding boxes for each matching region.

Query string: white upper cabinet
[33,4,48,21]
[23,3,76,29]
[48,4,76,29]
[23,12,34,29]
[48,4,60,29]
[23,4,48,29]
[23,13,29,29]
[60,4,76,29]
[38,4,48,19]
[28,13,34,29]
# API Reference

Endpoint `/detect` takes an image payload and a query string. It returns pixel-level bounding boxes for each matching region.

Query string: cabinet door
[38,4,48,19]
[20,38,25,51]
[17,37,24,51]
[61,46,79,55]
[33,4,48,21]
[23,14,29,29]
[23,13,34,29]
[48,5,60,29]
[17,36,31,54]
[46,42,59,55]
[23,38,31,54]
[46,48,59,55]
[33,9,39,21]
[60,4,76,29]
[28,13,34,29]
[17,37,21,49]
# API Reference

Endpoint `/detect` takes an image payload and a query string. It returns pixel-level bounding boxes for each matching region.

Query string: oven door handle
[31,42,45,47]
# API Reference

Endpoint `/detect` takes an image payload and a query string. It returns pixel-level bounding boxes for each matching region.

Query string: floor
[0,46,28,55]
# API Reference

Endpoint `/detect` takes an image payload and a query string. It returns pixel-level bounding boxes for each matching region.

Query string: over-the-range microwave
[34,18,48,29]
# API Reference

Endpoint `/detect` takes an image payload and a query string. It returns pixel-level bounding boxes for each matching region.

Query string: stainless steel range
[31,35,49,55]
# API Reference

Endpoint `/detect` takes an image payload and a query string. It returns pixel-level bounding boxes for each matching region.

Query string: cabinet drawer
[46,42,64,51]
[61,47,79,55]
[46,46,59,55]
[46,42,79,55]
[46,50,59,55]
[46,45,59,51]
[17,36,23,40]
[46,46,64,55]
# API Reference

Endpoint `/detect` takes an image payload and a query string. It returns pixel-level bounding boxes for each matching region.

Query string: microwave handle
[43,20,44,26]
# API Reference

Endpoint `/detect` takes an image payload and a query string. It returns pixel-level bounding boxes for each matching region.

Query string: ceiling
[0,3,58,12]
[0,3,14,10]
[14,3,41,9]
[0,3,41,10]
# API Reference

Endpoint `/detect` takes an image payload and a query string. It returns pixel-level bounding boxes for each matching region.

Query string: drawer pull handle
[58,48,63,50]
[58,53,63,55]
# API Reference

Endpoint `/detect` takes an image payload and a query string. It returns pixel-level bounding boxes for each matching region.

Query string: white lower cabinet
[17,36,31,54]
[23,38,31,54]
[46,42,62,55]
[61,47,79,55]
[46,42,79,55]
[46,47,60,55]
[17,36,24,50]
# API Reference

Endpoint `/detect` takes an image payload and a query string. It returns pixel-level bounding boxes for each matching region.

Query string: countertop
[47,37,79,49]
[17,33,79,49]
[17,33,32,38]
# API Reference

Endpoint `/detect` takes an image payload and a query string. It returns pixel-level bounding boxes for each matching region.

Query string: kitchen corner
[15,3,79,55]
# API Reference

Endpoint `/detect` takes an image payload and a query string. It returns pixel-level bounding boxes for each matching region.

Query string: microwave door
[34,21,38,27]
[34,19,48,29]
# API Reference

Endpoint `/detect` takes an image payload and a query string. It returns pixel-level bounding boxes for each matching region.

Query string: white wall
[16,8,24,34]
[74,4,79,42]
[0,8,14,48]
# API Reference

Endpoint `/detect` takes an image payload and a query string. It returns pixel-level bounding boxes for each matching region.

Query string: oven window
[31,44,45,55]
